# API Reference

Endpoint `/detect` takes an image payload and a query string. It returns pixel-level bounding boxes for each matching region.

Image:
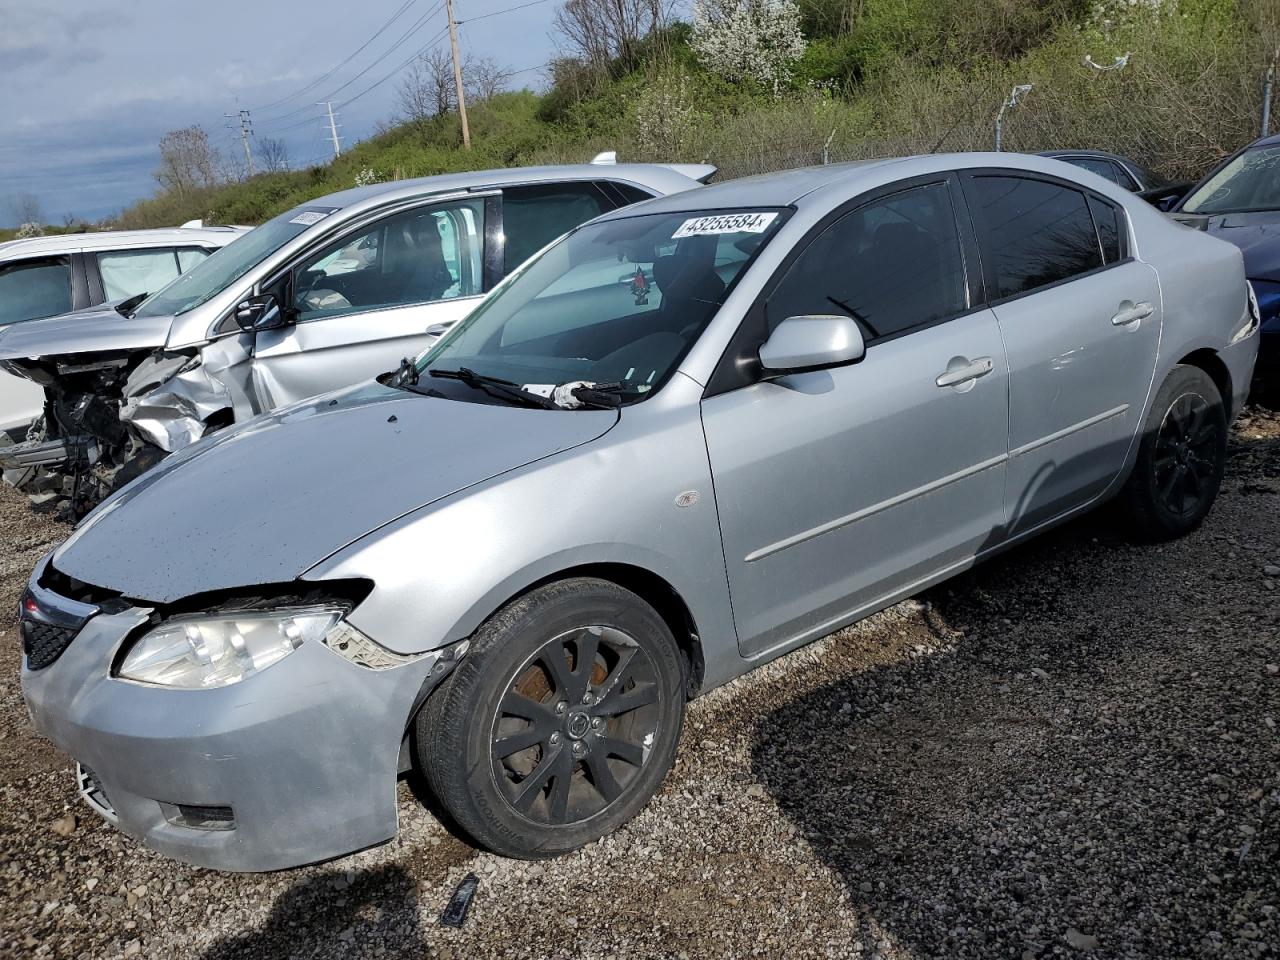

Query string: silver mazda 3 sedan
[19,153,1258,870]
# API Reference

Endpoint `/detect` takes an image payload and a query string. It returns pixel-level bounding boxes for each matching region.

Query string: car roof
[589,159,910,216]
[309,162,716,213]
[0,226,246,261]
[1251,131,1280,149]
[1039,149,1129,163]
[591,152,1125,221]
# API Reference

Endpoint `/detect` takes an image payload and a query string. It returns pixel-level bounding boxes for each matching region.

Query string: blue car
[1172,133,1280,380]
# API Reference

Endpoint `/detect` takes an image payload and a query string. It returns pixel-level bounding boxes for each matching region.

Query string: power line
[456,0,552,24]
[253,0,417,112]
[334,25,451,110]
[260,3,446,124]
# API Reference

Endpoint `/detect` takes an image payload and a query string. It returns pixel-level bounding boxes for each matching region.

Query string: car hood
[53,384,618,603]
[0,303,173,360]
[1172,210,1280,282]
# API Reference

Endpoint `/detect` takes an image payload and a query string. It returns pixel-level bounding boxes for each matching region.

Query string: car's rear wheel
[417,578,686,858]
[1120,365,1227,541]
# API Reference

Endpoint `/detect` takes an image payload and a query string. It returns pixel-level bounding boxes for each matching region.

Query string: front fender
[302,390,740,685]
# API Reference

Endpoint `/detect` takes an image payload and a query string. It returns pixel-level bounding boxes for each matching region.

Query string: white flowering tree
[690,0,807,95]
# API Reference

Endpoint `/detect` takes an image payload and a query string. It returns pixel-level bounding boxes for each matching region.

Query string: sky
[0,0,561,225]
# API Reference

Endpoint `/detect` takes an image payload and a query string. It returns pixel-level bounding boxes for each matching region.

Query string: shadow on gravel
[200,864,428,960]
[749,461,1279,958]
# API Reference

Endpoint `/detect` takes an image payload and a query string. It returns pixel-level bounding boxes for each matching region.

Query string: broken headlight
[117,606,345,689]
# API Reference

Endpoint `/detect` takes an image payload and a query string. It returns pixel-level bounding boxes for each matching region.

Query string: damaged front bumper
[20,558,464,872]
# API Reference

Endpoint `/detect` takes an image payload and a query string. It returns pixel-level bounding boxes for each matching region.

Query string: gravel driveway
[1,407,1276,960]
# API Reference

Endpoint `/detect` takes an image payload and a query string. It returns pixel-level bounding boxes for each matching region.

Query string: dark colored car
[1039,150,1170,193]
[1171,133,1280,378]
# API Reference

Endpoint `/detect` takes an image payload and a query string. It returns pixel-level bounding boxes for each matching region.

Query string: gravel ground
[0,406,1276,960]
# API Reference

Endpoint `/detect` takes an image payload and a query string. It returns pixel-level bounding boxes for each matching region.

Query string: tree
[256,136,291,173]
[465,55,513,103]
[398,48,458,121]
[690,0,807,94]
[7,193,42,228]
[155,126,220,196]
[553,0,671,69]
[398,50,514,123]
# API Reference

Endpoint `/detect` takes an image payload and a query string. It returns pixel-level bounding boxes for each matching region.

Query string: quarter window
[292,199,484,322]
[1088,196,1124,264]
[502,183,613,273]
[768,182,968,341]
[968,176,1103,299]
[0,256,72,326]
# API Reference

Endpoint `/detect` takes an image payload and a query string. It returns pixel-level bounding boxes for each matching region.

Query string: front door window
[292,199,485,322]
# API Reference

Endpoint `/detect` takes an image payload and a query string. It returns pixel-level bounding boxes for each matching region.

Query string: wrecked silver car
[0,162,712,512]
[19,155,1255,871]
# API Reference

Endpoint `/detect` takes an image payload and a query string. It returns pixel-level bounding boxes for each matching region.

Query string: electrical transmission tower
[320,101,343,158]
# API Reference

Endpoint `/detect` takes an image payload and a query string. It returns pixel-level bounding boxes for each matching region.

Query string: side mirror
[759,315,865,374]
[234,293,286,333]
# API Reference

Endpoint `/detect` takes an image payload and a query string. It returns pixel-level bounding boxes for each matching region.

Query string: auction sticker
[672,212,777,238]
[289,207,338,226]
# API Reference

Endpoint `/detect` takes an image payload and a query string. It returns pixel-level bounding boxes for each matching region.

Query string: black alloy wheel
[1121,364,1227,541]
[417,578,686,859]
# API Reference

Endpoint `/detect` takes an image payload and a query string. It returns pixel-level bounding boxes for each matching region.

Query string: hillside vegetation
[113,0,1278,229]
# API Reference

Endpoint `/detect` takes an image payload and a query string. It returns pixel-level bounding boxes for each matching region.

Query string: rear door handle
[935,356,994,389]
[1111,302,1154,326]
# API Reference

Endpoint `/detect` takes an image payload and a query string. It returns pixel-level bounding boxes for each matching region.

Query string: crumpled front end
[119,336,254,454]
[120,352,230,453]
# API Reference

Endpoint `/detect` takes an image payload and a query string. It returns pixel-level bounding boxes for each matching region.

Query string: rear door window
[966,176,1103,300]
[0,256,72,325]
[502,183,613,273]
[768,181,968,341]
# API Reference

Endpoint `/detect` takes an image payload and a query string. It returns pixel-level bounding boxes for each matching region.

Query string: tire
[1119,364,1227,541]
[417,578,686,859]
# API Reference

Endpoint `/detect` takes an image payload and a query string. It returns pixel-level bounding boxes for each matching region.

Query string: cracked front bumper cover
[21,582,461,872]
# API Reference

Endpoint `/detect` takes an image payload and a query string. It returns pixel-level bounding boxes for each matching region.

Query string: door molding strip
[1008,404,1129,459]
[744,452,1008,563]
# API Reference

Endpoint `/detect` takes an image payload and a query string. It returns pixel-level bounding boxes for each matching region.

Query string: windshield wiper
[569,382,628,409]
[116,291,149,318]
[429,367,557,409]
[826,296,880,340]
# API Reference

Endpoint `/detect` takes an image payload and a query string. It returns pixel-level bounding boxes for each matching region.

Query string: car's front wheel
[1120,364,1227,541]
[416,578,686,859]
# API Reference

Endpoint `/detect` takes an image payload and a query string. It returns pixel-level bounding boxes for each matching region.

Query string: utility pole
[445,0,471,150]
[320,101,343,158]
[226,109,254,177]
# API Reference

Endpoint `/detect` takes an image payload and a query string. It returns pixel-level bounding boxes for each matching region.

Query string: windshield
[132,205,340,318]
[416,209,784,404]
[1182,144,1280,215]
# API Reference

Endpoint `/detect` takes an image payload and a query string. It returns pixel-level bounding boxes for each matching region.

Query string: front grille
[21,618,79,670]
[76,763,117,823]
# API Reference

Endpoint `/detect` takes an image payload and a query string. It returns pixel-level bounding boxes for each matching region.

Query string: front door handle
[935,356,994,389]
[1111,302,1154,326]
